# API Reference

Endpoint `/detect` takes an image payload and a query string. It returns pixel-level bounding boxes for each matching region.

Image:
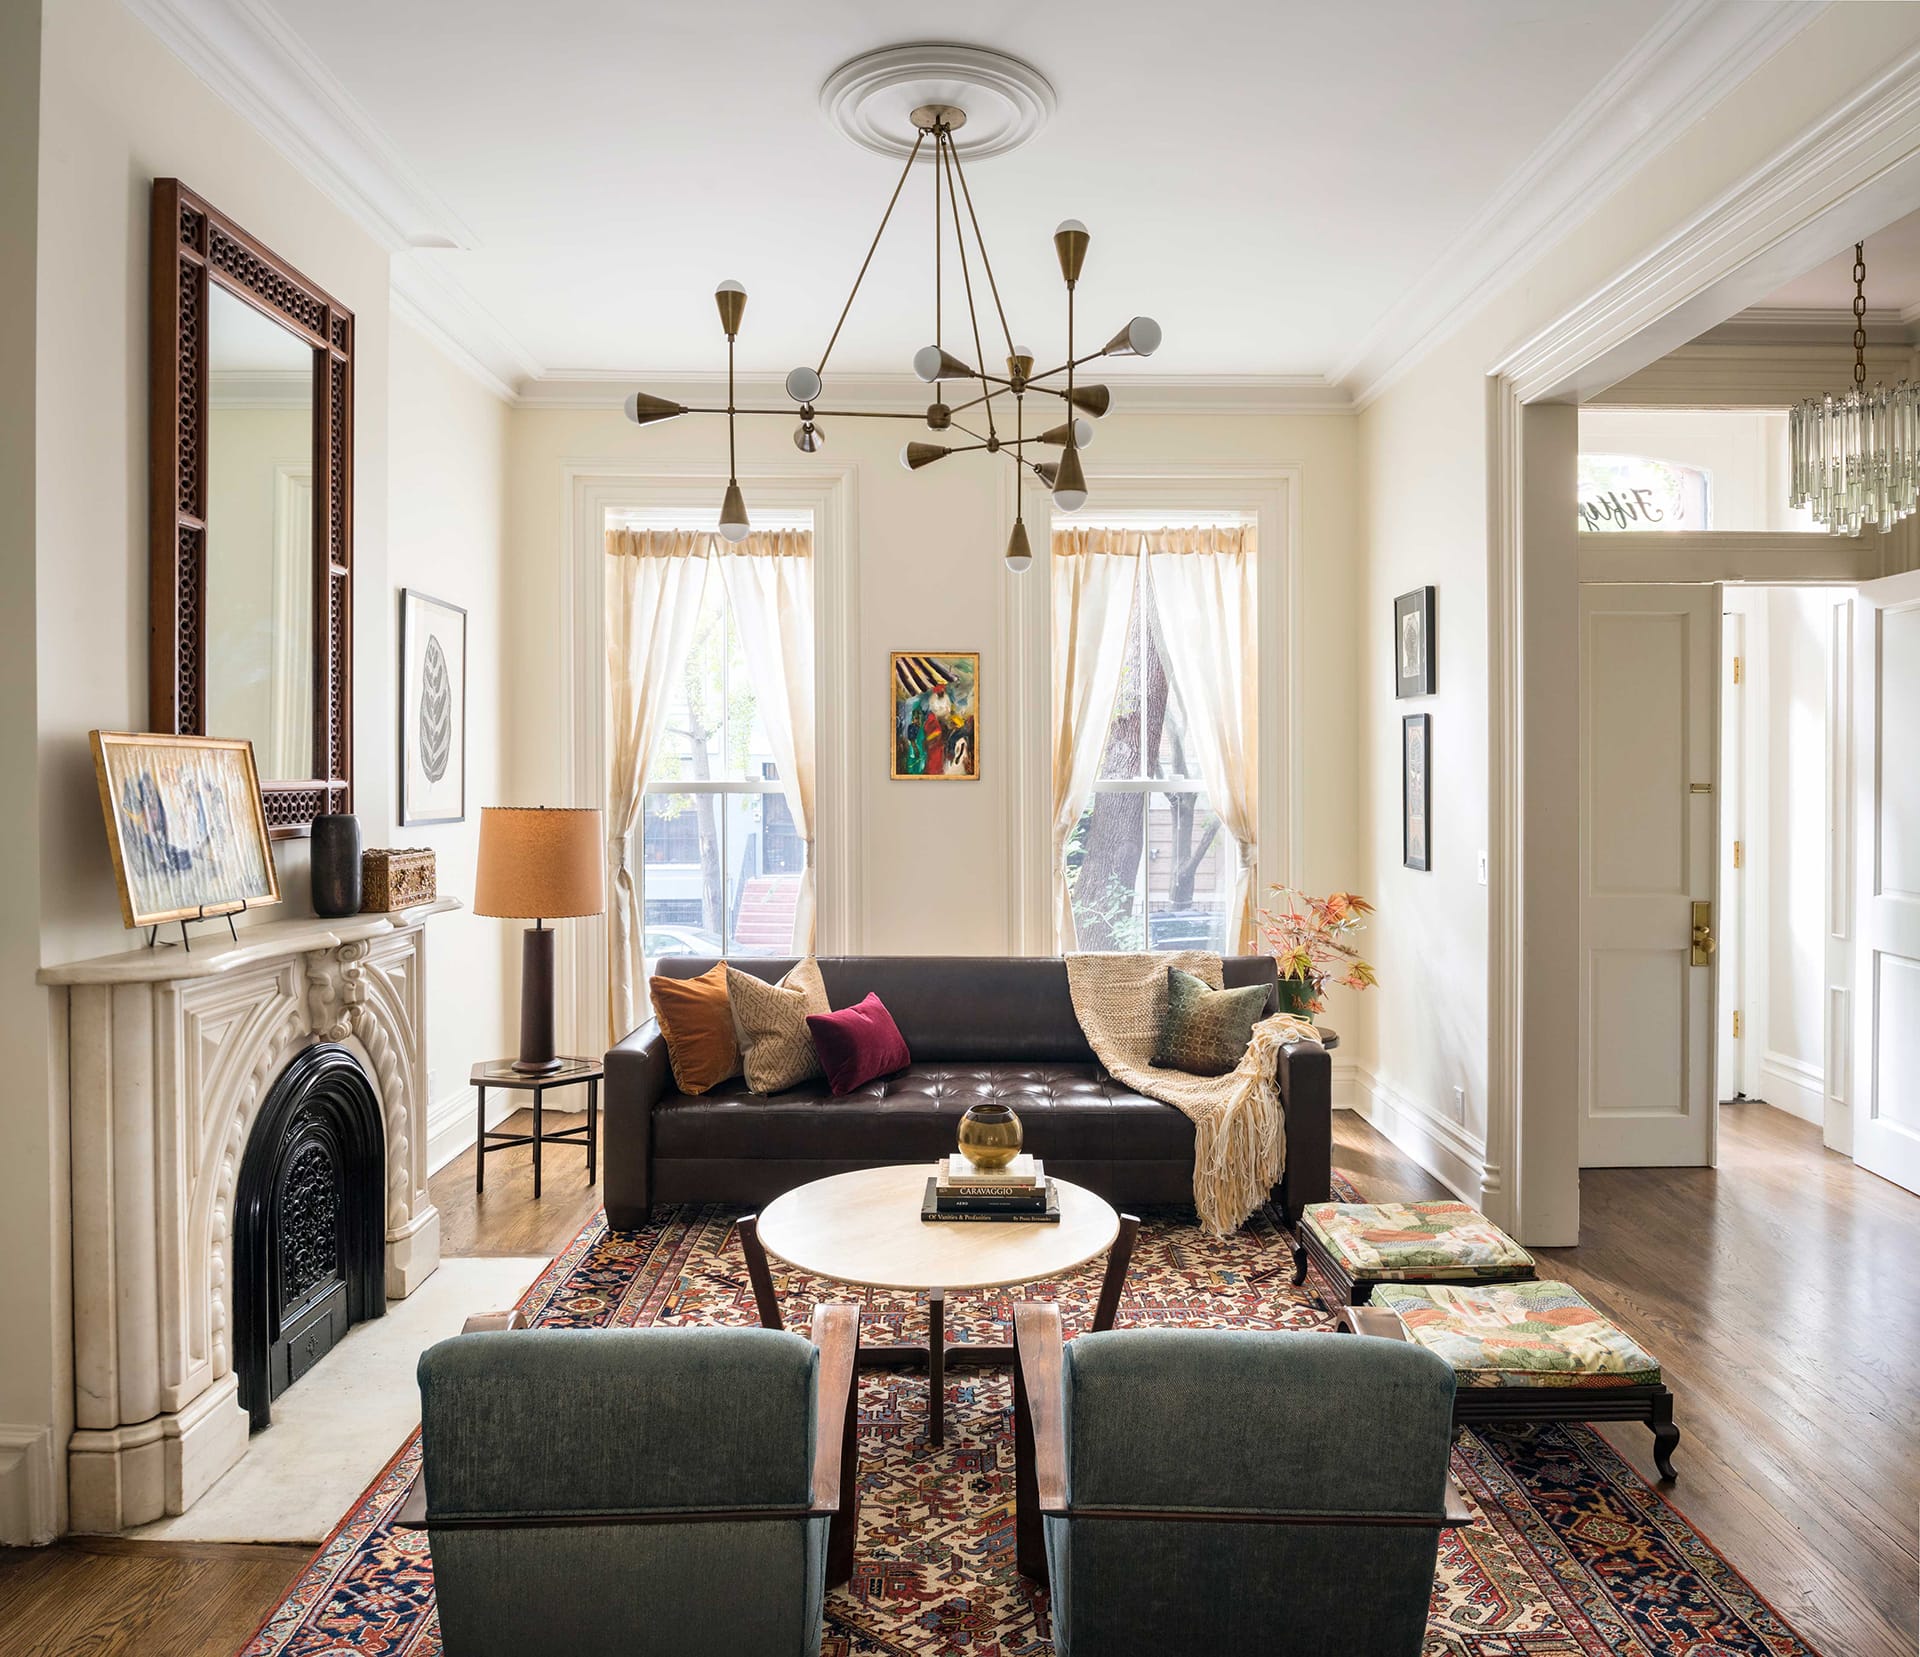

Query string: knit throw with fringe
[1064,952,1318,1235]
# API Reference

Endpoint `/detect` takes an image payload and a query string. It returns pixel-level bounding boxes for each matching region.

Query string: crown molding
[123,0,477,252]
[1693,304,1917,347]
[208,367,311,407]
[514,368,1352,414]
[1336,0,1828,408]
[1497,39,1920,404]
[389,256,533,402]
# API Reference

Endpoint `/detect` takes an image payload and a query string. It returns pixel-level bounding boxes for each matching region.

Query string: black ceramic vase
[311,813,363,918]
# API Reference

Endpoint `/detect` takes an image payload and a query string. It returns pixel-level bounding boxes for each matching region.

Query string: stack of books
[922,1153,1060,1224]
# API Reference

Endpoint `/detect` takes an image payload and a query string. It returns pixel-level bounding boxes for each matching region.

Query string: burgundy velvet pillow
[806,992,912,1096]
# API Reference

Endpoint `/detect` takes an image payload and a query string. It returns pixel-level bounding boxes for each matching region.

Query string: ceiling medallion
[624,44,1161,571]
[1789,239,1920,535]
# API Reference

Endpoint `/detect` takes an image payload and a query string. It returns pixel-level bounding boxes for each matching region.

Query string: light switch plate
[1450,1085,1467,1122]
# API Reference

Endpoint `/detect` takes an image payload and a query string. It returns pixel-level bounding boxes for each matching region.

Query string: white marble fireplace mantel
[39,897,460,1533]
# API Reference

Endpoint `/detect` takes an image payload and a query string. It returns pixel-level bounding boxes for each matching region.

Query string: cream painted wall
[0,0,517,1541]
[1355,1,1920,1240]
[503,402,1361,986]
[386,319,516,1152]
[0,0,52,1547]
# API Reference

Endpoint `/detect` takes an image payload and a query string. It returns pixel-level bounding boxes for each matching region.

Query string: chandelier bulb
[1102,316,1162,359]
[714,279,747,339]
[718,479,750,541]
[1006,517,1033,572]
[1054,219,1090,286]
[793,421,826,453]
[1052,440,1088,513]
[914,345,978,384]
[785,365,823,403]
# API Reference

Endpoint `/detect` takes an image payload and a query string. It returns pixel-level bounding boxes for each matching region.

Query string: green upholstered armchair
[1012,1304,1465,1657]
[398,1306,860,1657]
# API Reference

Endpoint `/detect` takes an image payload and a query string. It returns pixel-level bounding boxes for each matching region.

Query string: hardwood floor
[3,1102,1911,1656]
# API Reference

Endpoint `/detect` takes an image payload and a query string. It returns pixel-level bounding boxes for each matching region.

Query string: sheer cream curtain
[1149,525,1260,949]
[717,528,816,953]
[1050,527,1139,948]
[605,529,711,1039]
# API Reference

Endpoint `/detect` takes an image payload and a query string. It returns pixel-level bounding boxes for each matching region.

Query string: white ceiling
[139,0,1828,399]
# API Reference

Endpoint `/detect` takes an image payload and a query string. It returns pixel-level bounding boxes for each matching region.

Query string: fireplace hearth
[234,1043,387,1431]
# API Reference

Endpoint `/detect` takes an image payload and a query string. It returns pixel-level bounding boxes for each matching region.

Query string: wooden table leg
[532,1085,544,1198]
[1091,1214,1140,1333]
[1012,1314,1045,1582]
[737,1216,784,1331]
[474,1084,486,1194]
[927,1288,946,1449]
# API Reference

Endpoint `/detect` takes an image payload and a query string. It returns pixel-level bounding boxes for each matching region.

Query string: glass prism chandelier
[1788,239,1920,535]
[622,90,1160,571]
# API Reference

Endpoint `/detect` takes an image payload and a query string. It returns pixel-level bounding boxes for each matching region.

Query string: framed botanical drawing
[90,731,281,928]
[1394,586,1436,697]
[891,652,980,780]
[1403,713,1431,871]
[400,589,467,825]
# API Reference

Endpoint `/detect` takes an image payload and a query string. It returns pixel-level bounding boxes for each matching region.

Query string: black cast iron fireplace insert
[233,1042,387,1431]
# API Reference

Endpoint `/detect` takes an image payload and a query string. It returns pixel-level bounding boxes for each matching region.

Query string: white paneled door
[1851,569,1920,1197]
[1579,584,1720,1167]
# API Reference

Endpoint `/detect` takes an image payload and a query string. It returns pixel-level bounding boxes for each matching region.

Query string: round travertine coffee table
[738,1164,1138,1448]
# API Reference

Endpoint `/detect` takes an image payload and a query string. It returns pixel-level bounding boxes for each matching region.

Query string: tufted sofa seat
[604,956,1331,1230]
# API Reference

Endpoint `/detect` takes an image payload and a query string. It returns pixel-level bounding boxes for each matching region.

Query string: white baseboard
[1757,1049,1824,1126]
[0,1422,58,1545]
[1343,1064,1487,1208]
[426,1086,515,1176]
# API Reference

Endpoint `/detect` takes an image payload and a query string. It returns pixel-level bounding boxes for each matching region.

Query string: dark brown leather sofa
[603,955,1331,1230]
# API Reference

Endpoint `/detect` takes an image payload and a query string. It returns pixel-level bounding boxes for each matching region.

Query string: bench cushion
[1372,1280,1662,1390]
[652,1062,1196,1163]
[1303,1200,1533,1281]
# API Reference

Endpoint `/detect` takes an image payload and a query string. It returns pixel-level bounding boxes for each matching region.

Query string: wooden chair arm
[808,1303,860,1516]
[461,1308,528,1335]
[1013,1302,1069,1515]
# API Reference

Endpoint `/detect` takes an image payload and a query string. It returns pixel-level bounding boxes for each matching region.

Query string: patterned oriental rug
[241,1194,1820,1657]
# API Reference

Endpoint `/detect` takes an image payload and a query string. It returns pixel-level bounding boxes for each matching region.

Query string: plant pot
[1275,976,1319,1020]
[311,813,363,918]
[956,1101,1023,1170]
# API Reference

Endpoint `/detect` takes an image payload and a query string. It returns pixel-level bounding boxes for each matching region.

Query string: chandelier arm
[1025,352,1104,384]
[938,130,998,443]
[815,129,927,378]
[944,127,1017,359]
[681,404,932,421]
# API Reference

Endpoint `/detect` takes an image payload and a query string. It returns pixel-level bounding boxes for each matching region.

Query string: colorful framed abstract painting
[90,731,281,928]
[891,652,980,780]
[400,588,467,826]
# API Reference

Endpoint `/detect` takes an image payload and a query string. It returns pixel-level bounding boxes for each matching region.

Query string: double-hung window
[1065,536,1241,953]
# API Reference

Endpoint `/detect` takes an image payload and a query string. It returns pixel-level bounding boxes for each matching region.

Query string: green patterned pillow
[1152,967,1269,1076]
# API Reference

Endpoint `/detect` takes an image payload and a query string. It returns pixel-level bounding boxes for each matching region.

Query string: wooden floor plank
[3,1103,1910,1656]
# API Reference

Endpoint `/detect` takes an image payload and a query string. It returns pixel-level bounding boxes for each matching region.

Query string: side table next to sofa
[473,1057,602,1197]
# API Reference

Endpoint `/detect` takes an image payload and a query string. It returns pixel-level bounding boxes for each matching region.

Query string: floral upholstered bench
[1291,1200,1535,1306]
[1342,1280,1681,1481]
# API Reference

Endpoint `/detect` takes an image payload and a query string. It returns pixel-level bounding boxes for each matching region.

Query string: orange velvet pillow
[649,962,739,1095]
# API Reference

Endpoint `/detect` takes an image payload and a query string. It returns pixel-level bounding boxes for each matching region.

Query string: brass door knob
[1690,899,1715,966]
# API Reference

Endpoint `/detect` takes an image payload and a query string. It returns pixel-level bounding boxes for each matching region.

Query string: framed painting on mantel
[891,652,980,780]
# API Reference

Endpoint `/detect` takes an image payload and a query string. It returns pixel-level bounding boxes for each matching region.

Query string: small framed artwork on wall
[1394,586,1436,697]
[1403,713,1431,871]
[400,589,467,826]
[891,652,980,780]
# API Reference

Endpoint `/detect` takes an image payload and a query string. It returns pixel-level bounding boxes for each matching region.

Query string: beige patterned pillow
[727,959,830,1093]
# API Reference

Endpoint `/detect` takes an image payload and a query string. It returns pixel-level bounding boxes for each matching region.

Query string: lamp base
[514,924,560,1074]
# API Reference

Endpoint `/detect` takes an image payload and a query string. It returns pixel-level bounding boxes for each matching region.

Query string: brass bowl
[956,1101,1023,1170]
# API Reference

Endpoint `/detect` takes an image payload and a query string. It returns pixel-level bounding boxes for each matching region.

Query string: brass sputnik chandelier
[623,55,1160,571]
[1789,239,1920,535]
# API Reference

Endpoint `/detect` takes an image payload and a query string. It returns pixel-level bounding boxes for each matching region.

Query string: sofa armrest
[604,1019,671,1229]
[1274,1038,1331,1225]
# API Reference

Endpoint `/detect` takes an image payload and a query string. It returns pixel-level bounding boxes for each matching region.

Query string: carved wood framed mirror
[150,178,353,839]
